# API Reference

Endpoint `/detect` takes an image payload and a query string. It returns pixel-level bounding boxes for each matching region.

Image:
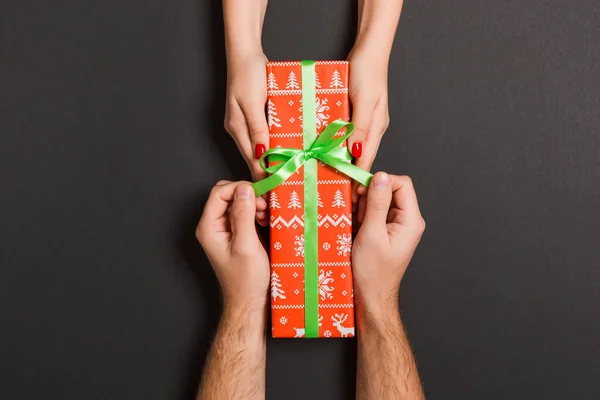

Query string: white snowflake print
[294,289,300,295]
[336,233,352,257]
[322,242,330,250]
[318,269,335,300]
[294,234,305,257]
[315,97,330,129]
[336,100,342,107]
[342,290,347,296]
[297,97,330,129]
[274,242,282,250]
[292,272,298,278]
[324,330,332,337]
[340,273,346,279]
[279,316,288,325]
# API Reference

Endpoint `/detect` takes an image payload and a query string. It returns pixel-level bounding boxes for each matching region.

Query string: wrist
[225,43,265,63]
[221,299,268,337]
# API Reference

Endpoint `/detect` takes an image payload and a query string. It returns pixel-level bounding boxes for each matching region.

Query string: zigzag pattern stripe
[272,303,354,310]
[267,61,347,67]
[267,88,348,96]
[278,179,351,186]
[272,304,304,310]
[319,214,352,227]
[270,214,352,228]
[318,303,354,309]
[269,132,347,138]
[271,261,351,268]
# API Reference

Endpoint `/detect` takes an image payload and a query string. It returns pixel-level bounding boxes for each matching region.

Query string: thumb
[230,183,258,248]
[348,98,374,162]
[241,101,270,181]
[362,172,392,234]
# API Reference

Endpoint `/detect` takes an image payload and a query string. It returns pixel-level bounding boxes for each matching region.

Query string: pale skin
[222,0,404,204]
[195,172,425,399]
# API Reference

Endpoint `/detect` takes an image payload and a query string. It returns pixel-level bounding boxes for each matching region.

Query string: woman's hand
[224,52,270,183]
[347,47,390,202]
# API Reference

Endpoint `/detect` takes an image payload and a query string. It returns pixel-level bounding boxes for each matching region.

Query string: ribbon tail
[320,153,373,187]
[252,153,306,196]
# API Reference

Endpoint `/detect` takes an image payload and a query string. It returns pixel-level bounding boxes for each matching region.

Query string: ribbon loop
[251,119,372,196]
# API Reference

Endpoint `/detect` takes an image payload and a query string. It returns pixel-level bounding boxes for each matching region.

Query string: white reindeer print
[331,313,355,337]
[293,316,323,338]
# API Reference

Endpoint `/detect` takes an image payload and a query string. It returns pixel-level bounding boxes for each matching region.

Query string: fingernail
[351,142,363,158]
[255,144,266,159]
[373,172,389,188]
[235,185,250,199]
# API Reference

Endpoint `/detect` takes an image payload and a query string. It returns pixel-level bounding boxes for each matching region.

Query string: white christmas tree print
[271,271,286,301]
[288,190,302,209]
[267,71,279,90]
[315,72,322,88]
[331,189,346,208]
[336,233,352,257]
[329,69,344,88]
[315,97,330,129]
[318,269,335,300]
[317,192,324,207]
[267,99,282,129]
[270,191,281,209]
[294,234,305,257]
[286,71,300,89]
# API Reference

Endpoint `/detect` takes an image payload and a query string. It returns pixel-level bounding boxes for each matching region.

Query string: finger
[349,98,374,203]
[226,102,266,182]
[354,104,388,173]
[256,210,269,227]
[389,175,423,225]
[348,97,375,161]
[357,193,367,225]
[362,172,393,234]
[230,183,258,247]
[200,182,240,224]
[239,100,270,181]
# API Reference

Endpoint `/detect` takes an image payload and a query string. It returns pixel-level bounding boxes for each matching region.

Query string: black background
[1,1,599,399]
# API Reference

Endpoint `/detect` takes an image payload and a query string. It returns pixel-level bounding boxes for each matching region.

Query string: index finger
[390,175,422,222]
[200,181,245,224]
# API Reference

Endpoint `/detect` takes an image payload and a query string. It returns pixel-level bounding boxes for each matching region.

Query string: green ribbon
[252,60,372,338]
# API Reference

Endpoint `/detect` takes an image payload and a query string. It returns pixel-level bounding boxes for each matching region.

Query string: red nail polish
[351,142,362,158]
[255,144,266,159]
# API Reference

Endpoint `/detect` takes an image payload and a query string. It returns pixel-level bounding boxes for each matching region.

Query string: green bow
[252,119,373,196]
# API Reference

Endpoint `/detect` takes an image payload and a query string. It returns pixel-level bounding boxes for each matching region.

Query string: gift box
[266,61,355,338]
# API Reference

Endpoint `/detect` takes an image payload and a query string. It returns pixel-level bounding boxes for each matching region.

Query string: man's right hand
[352,172,426,315]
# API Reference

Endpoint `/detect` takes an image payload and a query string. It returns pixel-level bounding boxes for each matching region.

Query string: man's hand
[352,172,425,399]
[353,172,425,313]
[195,181,270,311]
[196,181,269,400]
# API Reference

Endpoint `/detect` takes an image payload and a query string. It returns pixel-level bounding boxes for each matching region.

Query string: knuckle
[215,180,230,186]
[195,222,208,244]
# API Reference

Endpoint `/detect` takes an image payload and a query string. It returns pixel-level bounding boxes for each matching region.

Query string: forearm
[223,0,267,59]
[356,301,424,400]
[354,0,403,59]
[197,303,267,400]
